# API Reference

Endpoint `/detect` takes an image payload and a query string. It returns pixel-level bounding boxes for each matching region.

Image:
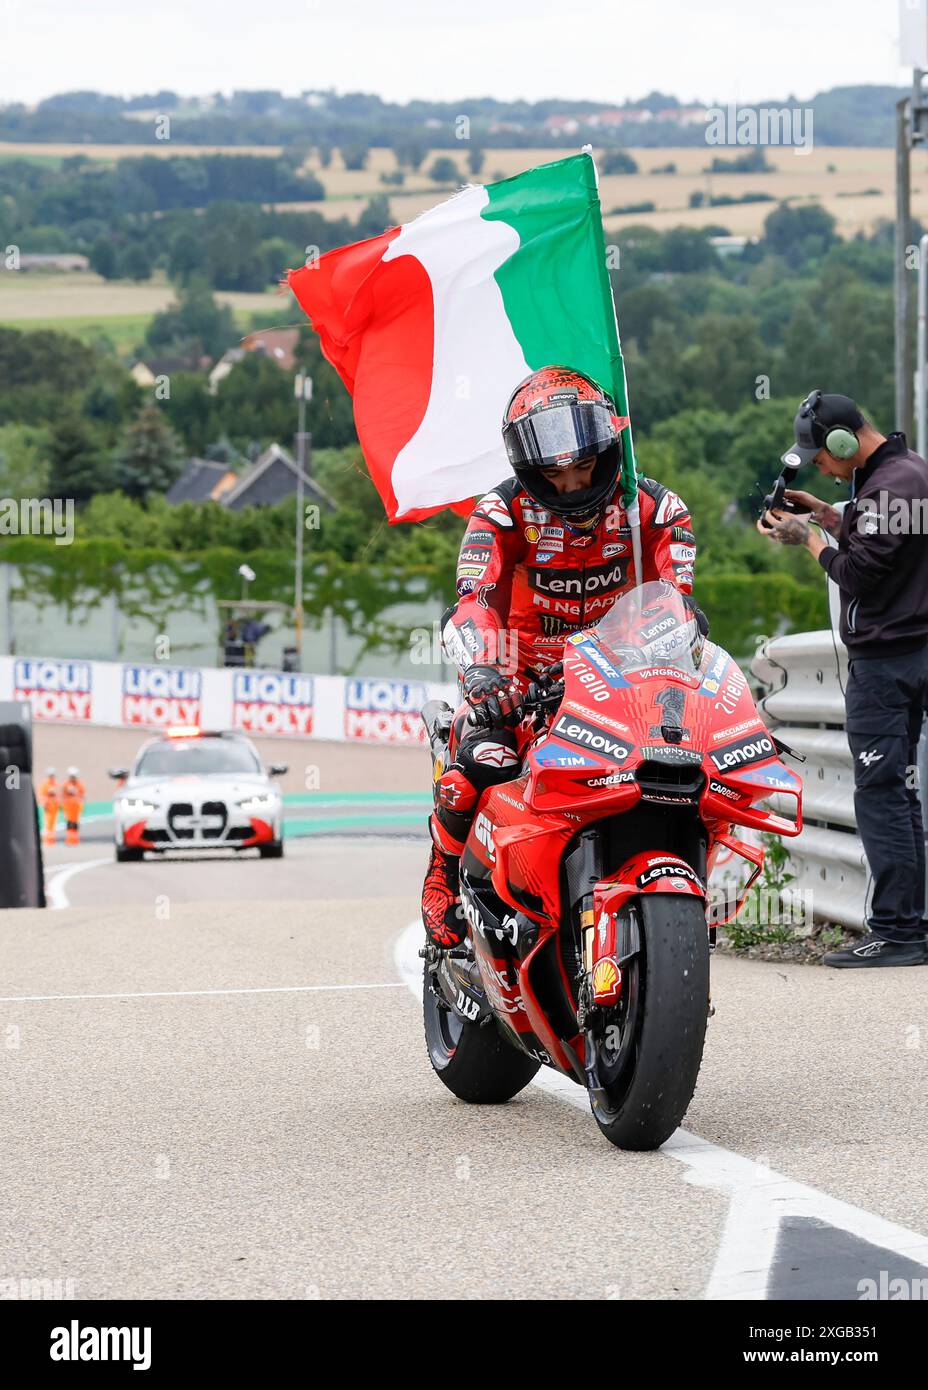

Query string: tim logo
[122,665,201,727]
[232,672,314,736]
[14,658,91,721]
[344,678,429,745]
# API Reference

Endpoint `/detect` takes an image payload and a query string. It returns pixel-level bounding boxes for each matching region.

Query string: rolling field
[3,142,926,355]
[0,270,286,348]
[4,140,927,239]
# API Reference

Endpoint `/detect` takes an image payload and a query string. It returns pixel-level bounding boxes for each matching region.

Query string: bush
[428,156,460,184]
[601,150,639,175]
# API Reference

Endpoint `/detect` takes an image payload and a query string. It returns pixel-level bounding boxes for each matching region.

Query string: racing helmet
[501,367,628,522]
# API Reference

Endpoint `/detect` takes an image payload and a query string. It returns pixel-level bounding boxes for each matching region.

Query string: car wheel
[258,840,284,859]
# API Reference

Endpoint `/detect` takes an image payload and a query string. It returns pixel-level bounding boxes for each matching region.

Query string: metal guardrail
[751,629,870,932]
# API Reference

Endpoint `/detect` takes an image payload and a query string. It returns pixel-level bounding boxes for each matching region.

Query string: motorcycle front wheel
[422,964,540,1104]
[589,894,709,1151]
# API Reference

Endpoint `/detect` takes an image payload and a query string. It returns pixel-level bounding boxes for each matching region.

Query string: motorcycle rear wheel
[590,894,709,1151]
[422,964,540,1104]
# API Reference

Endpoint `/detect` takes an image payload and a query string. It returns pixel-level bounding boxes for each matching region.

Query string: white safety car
[110,727,286,862]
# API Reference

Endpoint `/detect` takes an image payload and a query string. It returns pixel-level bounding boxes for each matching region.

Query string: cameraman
[757,391,928,968]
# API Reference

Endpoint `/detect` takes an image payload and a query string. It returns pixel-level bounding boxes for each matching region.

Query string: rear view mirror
[108,767,129,780]
[269,763,288,777]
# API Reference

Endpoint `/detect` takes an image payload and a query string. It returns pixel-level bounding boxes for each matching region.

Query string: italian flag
[287,152,638,523]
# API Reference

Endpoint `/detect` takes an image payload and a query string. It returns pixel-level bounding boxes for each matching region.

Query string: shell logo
[525,525,540,542]
[592,957,622,1002]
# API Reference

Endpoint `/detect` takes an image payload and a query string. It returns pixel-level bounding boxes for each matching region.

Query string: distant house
[543,115,580,136]
[165,445,335,511]
[131,357,198,388]
[657,106,709,126]
[165,458,239,506]
[17,253,90,272]
[208,327,301,395]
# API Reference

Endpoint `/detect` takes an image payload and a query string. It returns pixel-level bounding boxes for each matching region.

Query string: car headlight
[118,798,157,816]
[237,793,276,813]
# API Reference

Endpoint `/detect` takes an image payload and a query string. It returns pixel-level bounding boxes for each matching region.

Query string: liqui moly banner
[122,665,202,727]
[232,671,314,736]
[0,656,454,742]
[13,658,92,721]
[344,678,430,745]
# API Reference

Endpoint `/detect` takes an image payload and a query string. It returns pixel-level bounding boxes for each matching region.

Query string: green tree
[146,281,238,361]
[89,236,117,278]
[428,156,460,184]
[0,422,50,495]
[47,413,113,503]
[467,147,485,177]
[113,404,184,500]
[395,139,427,171]
[341,146,369,171]
[601,149,639,175]
[120,242,152,281]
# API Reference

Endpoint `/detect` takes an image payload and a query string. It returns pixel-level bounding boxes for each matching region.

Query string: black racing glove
[462,665,523,727]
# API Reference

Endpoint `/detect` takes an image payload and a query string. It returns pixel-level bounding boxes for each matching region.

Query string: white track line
[395,921,928,1299]
[0,982,408,1004]
[45,857,113,909]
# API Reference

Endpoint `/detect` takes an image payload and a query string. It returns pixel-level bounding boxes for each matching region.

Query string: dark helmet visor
[503,399,620,470]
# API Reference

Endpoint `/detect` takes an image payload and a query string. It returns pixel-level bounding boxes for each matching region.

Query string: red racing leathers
[441,473,696,681]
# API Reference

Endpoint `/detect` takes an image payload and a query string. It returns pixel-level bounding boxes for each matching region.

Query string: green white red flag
[287,151,638,523]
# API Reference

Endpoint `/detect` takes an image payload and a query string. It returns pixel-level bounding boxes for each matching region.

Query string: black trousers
[845,646,928,941]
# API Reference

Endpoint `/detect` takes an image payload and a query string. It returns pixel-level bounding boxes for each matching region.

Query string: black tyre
[115,844,144,863]
[259,840,284,859]
[423,964,540,1103]
[590,894,709,1151]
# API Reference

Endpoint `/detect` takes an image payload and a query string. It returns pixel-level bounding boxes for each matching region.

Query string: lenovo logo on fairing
[710,734,775,771]
[554,715,631,761]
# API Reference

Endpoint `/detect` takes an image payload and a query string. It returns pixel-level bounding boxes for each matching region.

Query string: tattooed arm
[755,508,829,560]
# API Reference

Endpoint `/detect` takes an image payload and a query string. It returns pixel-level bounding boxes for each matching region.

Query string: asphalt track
[3,729,928,1300]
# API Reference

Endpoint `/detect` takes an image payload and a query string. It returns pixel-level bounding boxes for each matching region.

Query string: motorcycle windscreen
[588,579,701,675]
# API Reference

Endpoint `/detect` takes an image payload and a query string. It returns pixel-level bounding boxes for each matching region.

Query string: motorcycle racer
[422,365,700,948]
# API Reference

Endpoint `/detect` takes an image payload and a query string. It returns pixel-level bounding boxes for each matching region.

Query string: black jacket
[818,433,928,656]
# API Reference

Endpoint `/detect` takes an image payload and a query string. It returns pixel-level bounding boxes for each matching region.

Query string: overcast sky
[0,0,911,107]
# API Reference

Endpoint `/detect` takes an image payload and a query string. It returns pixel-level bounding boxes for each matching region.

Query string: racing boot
[421,817,466,949]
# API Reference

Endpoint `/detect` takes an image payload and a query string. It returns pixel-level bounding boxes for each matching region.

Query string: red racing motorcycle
[421,581,803,1150]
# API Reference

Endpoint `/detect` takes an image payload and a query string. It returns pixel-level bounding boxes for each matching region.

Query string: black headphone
[797,389,861,460]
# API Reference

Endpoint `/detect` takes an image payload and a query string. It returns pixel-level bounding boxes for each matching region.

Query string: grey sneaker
[823,931,928,969]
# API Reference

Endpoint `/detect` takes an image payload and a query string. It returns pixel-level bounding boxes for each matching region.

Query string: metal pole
[294,375,311,665]
[295,393,305,662]
[918,233,928,459]
[895,97,913,436]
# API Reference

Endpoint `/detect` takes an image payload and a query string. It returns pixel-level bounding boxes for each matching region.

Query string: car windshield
[134,739,261,777]
[586,580,699,676]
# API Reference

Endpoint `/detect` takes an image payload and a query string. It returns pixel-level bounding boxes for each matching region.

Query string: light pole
[238,562,255,602]
[294,372,313,664]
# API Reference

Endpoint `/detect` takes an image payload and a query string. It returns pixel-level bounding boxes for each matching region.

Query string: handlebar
[465,674,565,730]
